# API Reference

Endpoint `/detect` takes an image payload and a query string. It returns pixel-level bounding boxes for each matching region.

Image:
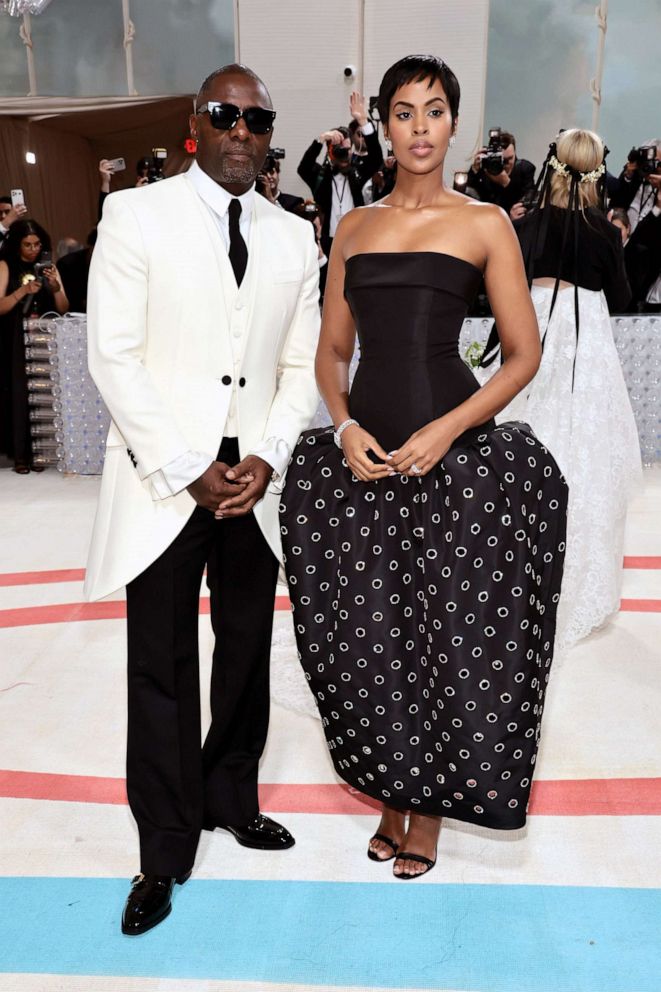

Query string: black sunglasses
[196,101,276,135]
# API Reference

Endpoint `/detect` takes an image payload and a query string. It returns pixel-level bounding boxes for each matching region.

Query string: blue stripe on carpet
[0,878,659,991]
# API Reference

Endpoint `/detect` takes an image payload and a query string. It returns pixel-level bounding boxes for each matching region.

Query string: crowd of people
[0,51,654,939]
[1,95,659,478]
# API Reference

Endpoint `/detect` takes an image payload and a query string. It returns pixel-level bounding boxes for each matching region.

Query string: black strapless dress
[280,252,568,830]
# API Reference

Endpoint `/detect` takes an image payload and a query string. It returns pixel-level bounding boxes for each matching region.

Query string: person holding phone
[0,192,28,244]
[0,218,68,472]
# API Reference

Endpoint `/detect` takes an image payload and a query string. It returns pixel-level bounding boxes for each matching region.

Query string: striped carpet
[1,467,660,992]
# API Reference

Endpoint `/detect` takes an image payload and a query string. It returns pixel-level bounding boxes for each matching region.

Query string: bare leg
[393,812,441,876]
[368,804,406,861]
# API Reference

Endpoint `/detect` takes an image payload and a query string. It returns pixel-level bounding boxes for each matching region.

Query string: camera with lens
[520,188,540,211]
[147,147,167,183]
[628,144,660,176]
[481,127,506,176]
[269,147,286,160]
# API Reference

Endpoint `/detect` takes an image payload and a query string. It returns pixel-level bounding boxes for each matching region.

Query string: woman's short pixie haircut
[377,54,460,126]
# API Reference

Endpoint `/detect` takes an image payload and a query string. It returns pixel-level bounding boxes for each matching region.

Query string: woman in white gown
[487,129,642,647]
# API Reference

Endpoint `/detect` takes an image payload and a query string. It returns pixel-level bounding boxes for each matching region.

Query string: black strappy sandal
[393,850,437,879]
[367,832,400,862]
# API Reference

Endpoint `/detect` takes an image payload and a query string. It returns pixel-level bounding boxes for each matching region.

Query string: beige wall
[236,0,490,198]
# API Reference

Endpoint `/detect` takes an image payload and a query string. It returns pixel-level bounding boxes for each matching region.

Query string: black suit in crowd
[469,158,536,215]
[275,191,305,212]
[57,247,91,313]
[297,128,383,250]
[608,169,646,211]
[625,207,661,308]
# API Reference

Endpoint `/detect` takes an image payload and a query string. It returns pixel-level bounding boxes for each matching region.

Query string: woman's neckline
[345,250,482,276]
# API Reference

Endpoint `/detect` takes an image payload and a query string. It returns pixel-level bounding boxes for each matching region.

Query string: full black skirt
[280,422,568,830]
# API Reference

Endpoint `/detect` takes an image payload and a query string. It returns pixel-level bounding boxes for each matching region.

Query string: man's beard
[218,157,257,184]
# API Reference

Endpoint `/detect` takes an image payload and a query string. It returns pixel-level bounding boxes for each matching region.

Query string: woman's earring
[449,135,456,148]
[385,138,393,154]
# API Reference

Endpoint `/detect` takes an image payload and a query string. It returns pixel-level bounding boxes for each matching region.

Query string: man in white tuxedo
[85,64,320,935]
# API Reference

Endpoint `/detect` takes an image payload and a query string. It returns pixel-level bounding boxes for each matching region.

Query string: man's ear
[188,113,198,140]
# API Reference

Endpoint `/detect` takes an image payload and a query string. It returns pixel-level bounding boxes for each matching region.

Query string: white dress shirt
[149,160,290,499]
[627,181,658,233]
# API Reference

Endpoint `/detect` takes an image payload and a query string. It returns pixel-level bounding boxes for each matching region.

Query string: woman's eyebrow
[393,97,447,108]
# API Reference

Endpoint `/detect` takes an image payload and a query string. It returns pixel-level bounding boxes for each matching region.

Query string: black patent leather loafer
[121,870,191,936]
[210,813,295,850]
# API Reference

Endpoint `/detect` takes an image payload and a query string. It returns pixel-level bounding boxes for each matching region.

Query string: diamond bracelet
[333,418,359,448]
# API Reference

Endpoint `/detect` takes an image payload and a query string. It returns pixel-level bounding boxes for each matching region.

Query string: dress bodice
[344,251,490,450]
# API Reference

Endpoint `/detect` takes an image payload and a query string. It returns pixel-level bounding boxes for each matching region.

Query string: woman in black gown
[0,219,68,472]
[280,55,568,878]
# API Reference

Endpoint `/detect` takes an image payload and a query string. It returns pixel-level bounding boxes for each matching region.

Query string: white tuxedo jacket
[84,172,320,602]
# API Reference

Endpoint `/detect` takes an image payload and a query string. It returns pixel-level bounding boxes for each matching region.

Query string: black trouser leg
[202,505,279,827]
[126,504,213,876]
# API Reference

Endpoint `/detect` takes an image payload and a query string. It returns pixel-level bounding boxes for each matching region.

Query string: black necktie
[228,198,248,286]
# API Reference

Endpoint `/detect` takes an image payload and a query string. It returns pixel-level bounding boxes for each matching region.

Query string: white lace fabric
[499,286,643,648]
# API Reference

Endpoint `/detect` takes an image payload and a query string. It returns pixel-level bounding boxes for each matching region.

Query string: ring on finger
[410,462,423,476]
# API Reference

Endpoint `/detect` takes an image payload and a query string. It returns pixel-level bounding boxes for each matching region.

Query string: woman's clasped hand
[341,416,458,479]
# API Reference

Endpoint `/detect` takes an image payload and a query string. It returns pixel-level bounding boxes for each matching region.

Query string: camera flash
[25,151,37,165]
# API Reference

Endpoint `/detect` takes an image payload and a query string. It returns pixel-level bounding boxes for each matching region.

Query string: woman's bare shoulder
[461,197,510,227]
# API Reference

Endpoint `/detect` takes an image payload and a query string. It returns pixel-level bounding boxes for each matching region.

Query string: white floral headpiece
[548,154,605,184]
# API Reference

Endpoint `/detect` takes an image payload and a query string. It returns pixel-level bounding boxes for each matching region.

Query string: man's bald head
[195,64,272,111]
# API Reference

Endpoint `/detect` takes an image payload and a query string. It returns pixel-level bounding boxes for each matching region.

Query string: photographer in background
[256,153,304,212]
[348,119,368,164]
[57,228,97,314]
[293,199,327,272]
[624,180,661,312]
[0,219,68,473]
[607,207,632,247]
[0,194,28,245]
[364,154,397,204]
[609,140,661,234]
[297,91,383,269]
[469,129,535,219]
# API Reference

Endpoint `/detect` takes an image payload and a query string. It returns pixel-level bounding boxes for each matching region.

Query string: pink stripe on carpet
[0,568,86,587]
[1,597,657,628]
[619,599,661,613]
[0,596,292,628]
[0,556,658,589]
[2,770,661,816]
[623,556,661,569]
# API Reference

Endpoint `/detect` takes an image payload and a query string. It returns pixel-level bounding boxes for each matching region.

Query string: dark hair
[196,63,271,109]
[609,207,631,230]
[500,131,516,150]
[333,126,351,141]
[347,120,361,136]
[377,54,460,126]
[0,218,51,269]
[0,194,11,205]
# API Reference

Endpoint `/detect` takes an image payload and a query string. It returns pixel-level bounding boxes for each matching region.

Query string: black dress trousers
[125,437,279,876]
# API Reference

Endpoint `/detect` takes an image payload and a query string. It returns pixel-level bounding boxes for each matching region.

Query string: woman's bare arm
[441,204,540,438]
[0,261,23,316]
[314,215,357,429]
[315,211,391,481]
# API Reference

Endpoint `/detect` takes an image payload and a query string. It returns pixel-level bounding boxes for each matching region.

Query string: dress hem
[332,764,529,832]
